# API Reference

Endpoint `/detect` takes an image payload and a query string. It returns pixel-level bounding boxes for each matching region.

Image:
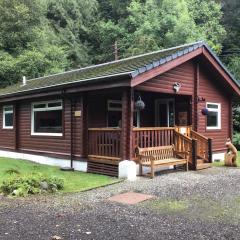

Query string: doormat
[108,192,154,205]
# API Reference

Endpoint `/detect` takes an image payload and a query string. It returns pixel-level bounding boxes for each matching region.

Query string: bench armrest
[138,154,155,164]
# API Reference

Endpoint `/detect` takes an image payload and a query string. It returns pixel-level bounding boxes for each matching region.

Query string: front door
[155,99,175,127]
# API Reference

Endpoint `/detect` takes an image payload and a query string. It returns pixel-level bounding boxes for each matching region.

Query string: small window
[108,100,122,111]
[3,105,13,129]
[31,100,63,136]
[107,100,122,127]
[206,103,221,130]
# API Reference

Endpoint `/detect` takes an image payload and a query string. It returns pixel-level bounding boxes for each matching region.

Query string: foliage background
[0,0,239,134]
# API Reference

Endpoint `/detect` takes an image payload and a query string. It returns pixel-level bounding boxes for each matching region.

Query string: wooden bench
[136,145,189,178]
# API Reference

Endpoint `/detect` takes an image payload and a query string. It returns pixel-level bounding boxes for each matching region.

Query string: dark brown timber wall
[197,68,230,152]
[16,97,83,159]
[0,103,16,150]
[136,59,231,152]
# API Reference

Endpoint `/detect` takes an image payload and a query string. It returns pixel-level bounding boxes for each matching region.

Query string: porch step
[87,161,118,177]
[196,163,211,170]
[197,159,205,164]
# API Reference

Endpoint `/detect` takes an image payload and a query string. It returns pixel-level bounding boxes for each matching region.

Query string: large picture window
[3,105,13,129]
[206,103,221,130]
[31,100,63,136]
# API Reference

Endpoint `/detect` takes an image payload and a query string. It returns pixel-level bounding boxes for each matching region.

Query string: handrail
[88,128,121,131]
[174,130,192,142]
[174,130,193,165]
[190,130,208,161]
[175,125,192,137]
[191,130,208,140]
[133,127,175,131]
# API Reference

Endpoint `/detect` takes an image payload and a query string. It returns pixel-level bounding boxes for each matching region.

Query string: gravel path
[1,167,240,240]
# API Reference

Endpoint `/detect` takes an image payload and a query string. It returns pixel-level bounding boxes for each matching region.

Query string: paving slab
[108,191,154,205]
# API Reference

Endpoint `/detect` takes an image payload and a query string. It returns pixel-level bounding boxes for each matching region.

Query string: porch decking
[87,126,212,175]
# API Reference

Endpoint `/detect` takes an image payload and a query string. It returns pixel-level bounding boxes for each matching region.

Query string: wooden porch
[87,126,212,175]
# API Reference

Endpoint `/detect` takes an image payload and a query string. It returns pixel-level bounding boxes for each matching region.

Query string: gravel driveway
[1,167,240,240]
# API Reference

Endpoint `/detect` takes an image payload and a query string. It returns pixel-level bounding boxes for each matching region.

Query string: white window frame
[31,100,63,136]
[107,100,122,111]
[206,102,221,130]
[3,105,14,129]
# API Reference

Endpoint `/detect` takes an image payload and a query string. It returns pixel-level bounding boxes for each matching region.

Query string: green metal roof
[0,41,237,98]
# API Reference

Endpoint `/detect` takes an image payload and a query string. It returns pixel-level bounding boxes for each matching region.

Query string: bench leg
[186,161,189,171]
[139,163,143,176]
[151,162,154,178]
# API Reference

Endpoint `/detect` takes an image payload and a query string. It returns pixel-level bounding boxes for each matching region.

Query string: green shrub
[233,132,240,150]
[0,174,64,197]
[5,168,20,175]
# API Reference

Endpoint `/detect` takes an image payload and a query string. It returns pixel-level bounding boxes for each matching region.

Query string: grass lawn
[0,157,120,193]
[212,151,240,167]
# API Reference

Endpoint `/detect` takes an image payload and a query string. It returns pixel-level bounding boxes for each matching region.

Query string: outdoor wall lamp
[173,82,181,93]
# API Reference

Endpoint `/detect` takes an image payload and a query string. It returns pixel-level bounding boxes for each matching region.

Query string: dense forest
[0,0,239,85]
[0,0,240,136]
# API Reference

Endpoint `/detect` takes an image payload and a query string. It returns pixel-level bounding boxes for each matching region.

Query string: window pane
[169,101,175,127]
[207,104,218,109]
[108,111,122,127]
[34,110,62,133]
[34,104,46,109]
[4,106,13,112]
[5,113,13,127]
[207,111,218,127]
[108,101,122,111]
[48,102,62,108]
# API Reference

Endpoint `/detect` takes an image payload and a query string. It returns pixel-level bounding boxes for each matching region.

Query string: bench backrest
[137,145,174,160]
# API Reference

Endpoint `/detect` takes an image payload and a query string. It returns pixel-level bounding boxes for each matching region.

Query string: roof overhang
[0,73,132,102]
[131,45,240,97]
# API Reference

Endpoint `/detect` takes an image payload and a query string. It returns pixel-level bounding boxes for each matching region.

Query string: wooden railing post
[192,139,197,170]
[208,138,213,163]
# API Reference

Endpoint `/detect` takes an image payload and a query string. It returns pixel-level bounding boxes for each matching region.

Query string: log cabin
[0,41,239,176]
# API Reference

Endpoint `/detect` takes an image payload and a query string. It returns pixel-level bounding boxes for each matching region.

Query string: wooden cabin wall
[0,104,15,150]
[15,97,83,159]
[136,59,232,153]
[197,67,230,152]
[136,61,195,95]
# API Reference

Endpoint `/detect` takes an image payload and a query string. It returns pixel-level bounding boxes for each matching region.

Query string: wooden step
[87,161,118,177]
[197,159,205,164]
[196,163,211,170]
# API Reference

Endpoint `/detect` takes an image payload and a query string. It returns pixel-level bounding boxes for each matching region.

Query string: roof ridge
[26,40,205,83]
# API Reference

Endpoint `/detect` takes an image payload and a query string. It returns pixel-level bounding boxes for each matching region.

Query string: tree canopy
[0,0,238,85]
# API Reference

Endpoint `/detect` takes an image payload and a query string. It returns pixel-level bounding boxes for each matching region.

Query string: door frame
[155,98,175,127]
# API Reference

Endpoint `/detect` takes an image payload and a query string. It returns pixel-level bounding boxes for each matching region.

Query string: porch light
[173,82,181,93]
[135,96,145,111]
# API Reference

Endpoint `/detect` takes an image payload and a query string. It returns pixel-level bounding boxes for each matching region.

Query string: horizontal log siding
[197,68,230,151]
[72,98,83,157]
[137,59,231,153]
[17,98,83,158]
[136,61,195,95]
[0,104,15,149]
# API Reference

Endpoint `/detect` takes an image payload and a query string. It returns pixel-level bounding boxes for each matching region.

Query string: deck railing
[132,127,175,150]
[87,126,212,168]
[190,130,209,161]
[174,130,193,165]
[88,128,121,160]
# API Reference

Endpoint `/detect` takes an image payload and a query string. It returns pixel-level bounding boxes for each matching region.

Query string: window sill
[31,132,63,137]
[3,127,13,130]
[206,128,221,131]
